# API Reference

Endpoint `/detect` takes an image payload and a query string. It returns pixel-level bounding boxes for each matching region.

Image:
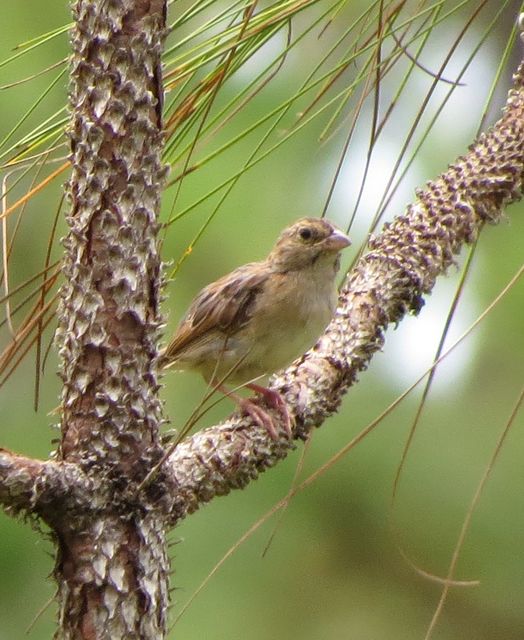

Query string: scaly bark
[53,0,169,637]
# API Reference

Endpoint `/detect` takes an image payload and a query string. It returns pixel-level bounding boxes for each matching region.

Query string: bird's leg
[217,384,279,440]
[246,383,293,438]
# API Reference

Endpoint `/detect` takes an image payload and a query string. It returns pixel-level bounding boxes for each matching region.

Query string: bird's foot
[246,384,293,438]
[237,397,279,440]
[217,383,293,440]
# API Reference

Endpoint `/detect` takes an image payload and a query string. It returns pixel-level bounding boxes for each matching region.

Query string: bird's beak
[326,228,351,251]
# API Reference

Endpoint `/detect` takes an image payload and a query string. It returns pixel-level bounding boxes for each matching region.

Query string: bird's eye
[299,227,313,241]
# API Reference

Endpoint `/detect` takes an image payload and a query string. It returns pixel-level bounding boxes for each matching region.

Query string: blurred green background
[1,1,523,639]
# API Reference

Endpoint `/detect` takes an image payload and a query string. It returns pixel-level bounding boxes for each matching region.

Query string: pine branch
[163,59,524,524]
[0,450,91,518]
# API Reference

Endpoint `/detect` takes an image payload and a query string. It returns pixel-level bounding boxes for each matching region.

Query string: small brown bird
[161,217,350,439]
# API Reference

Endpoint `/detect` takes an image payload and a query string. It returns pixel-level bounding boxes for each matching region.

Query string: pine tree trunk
[54,0,169,636]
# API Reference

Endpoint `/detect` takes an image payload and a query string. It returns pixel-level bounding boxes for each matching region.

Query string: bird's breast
[245,267,337,375]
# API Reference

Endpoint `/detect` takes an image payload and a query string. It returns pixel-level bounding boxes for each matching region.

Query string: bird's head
[268,217,351,272]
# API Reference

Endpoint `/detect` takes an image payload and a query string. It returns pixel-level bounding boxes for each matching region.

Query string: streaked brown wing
[162,261,269,363]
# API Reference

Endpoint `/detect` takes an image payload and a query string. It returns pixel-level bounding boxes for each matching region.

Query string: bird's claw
[238,398,280,440]
[246,384,294,439]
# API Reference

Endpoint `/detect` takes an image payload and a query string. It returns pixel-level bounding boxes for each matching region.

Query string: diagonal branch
[163,59,524,524]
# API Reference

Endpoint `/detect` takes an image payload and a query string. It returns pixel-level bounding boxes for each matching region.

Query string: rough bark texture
[0,450,91,517]
[52,0,169,637]
[0,4,522,639]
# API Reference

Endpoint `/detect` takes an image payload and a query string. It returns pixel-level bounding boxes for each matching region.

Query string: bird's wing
[162,261,269,363]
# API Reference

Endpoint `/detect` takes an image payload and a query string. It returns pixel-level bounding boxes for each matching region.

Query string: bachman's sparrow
[160,217,350,439]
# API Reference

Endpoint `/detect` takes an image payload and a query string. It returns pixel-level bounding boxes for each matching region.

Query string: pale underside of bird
[161,217,351,439]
